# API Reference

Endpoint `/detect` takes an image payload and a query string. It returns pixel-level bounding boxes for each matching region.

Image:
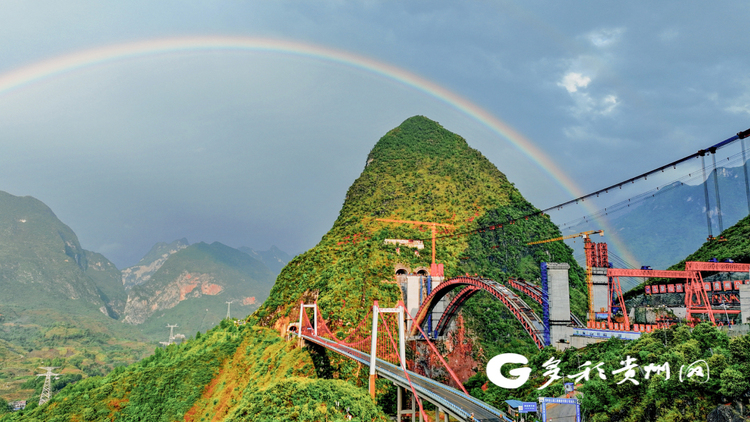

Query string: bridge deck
[301,333,507,422]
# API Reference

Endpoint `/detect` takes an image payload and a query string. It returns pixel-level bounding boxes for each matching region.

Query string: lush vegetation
[467,323,750,421]
[457,205,589,354]
[15,115,745,421]
[0,322,387,422]
[257,116,587,363]
[625,212,750,300]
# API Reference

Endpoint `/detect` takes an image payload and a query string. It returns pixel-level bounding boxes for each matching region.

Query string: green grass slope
[0,323,388,422]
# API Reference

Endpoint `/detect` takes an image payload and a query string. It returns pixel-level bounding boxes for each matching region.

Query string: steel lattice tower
[226,301,233,319]
[160,324,178,347]
[36,367,60,405]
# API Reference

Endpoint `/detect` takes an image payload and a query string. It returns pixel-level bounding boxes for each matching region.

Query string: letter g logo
[486,353,531,389]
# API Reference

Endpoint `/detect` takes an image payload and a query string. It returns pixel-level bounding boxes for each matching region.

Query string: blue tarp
[504,399,524,409]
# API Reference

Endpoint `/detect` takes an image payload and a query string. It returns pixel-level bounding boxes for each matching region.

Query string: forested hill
[257,115,587,333]
[666,213,750,268]
[625,212,750,298]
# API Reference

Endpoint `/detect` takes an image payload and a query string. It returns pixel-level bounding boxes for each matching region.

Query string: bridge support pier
[546,263,573,350]
[395,384,423,421]
[591,267,609,319]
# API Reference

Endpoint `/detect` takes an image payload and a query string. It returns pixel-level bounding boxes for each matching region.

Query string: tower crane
[526,229,603,245]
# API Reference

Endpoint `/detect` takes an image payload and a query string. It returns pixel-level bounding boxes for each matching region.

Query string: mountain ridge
[123,241,275,337]
[257,115,587,355]
[121,238,189,289]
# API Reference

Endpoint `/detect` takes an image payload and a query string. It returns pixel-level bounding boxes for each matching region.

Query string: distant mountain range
[0,190,284,399]
[123,241,275,338]
[564,163,750,270]
[238,245,293,275]
[121,238,189,289]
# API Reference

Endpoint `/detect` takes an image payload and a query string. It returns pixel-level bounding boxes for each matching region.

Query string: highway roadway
[301,332,508,422]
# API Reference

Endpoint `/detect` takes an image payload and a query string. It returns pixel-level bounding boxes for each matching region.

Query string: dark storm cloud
[0,1,748,267]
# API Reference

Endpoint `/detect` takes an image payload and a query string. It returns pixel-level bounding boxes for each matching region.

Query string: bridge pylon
[369,300,405,399]
[298,302,318,337]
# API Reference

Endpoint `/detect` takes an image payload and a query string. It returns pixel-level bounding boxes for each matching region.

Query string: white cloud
[559,72,591,93]
[601,95,618,115]
[557,70,619,117]
[587,28,625,48]
[726,102,750,115]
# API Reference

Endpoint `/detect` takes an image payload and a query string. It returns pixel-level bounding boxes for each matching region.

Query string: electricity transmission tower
[226,301,233,319]
[160,324,179,346]
[36,367,60,405]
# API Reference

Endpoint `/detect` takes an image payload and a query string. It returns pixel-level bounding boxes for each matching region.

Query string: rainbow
[0,35,638,265]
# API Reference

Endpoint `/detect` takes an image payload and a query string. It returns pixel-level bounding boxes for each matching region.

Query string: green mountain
[0,190,134,318]
[238,245,293,275]
[84,250,127,319]
[0,191,101,307]
[665,212,750,267]
[624,212,750,300]
[258,115,586,355]
[0,191,152,402]
[123,242,276,339]
[121,238,189,289]
[2,118,748,422]
[0,115,586,422]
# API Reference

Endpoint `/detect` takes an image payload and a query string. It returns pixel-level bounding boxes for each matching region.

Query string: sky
[1,1,749,268]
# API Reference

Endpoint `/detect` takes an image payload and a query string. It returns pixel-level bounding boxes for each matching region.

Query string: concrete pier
[591,267,609,316]
[547,263,572,348]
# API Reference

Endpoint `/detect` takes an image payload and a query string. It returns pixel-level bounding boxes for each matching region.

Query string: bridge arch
[411,276,546,349]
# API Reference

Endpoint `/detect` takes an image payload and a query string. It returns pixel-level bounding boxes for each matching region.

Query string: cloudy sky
[1,1,749,268]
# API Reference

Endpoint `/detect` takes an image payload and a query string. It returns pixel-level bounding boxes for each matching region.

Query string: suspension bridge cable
[417,128,750,243]
[702,154,713,238]
[558,145,750,234]
[378,312,428,421]
[743,138,750,214]
[711,152,724,233]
